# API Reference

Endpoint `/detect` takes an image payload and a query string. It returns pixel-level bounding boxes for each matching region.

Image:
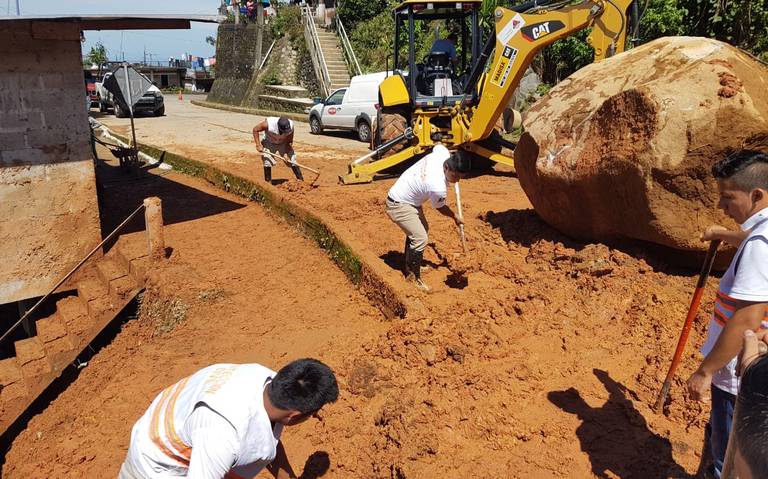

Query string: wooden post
[143,197,165,260]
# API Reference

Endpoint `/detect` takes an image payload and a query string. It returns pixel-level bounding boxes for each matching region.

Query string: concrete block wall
[207,23,273,106]
[0,21,101,305]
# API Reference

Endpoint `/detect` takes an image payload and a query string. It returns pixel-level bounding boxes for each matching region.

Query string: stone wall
[0,21,101,304]
[207,23,273,106]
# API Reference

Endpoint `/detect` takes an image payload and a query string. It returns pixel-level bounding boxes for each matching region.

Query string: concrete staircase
[258,84,315,114]
[0,237,149,434]
[314,23,351,91]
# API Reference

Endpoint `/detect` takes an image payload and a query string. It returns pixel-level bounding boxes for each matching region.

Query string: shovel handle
[454,183,467,252]
[654,240,721,411]
[261,150,320,174]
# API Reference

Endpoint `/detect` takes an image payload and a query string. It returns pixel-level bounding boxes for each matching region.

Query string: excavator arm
[466,0,634,142]
[340,0,636,184]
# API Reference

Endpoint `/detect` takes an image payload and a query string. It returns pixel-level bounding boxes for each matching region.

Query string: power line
[120,29,217,46]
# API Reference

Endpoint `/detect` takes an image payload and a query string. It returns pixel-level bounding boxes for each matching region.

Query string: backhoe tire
[374,111,409,159]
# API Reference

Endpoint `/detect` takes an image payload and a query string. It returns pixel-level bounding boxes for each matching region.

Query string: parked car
[307,71,388,142]
[96,72,165,117]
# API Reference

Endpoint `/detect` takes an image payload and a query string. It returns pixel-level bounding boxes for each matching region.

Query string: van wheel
[357,120,371,143]
[310,116,322,134]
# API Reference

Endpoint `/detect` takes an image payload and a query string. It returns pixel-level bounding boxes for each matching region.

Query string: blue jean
[707,384,736,478]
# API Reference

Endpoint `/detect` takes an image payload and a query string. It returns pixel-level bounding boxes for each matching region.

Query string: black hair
[447,33,458,42]
[711,150,768,192]
[735,353,768,477]
[445,149,471,174]
[268,358,338,413]
[277,116,292,133]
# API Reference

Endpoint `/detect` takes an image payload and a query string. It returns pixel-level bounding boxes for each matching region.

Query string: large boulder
[514,37,768,253]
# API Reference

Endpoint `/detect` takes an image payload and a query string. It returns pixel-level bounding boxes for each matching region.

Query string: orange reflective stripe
[714,309,728,327]
[150,383,190,466]
[164,378,192,461]
[716,291,738,307]
[716,298,736,312]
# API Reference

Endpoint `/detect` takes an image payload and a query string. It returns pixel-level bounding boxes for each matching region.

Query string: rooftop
[0,14,222,30]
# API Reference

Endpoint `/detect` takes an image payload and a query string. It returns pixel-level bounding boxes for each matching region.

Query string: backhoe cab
[391,0,483,111]
[340,0,637,185]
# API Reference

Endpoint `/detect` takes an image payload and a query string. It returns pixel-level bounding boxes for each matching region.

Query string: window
[325,89,346,106]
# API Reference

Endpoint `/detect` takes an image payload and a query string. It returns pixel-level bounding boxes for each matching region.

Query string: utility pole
[234,0,240,24]
[15,0,20,15]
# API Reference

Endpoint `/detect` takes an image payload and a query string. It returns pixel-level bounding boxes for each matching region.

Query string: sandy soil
[2,100,721,477]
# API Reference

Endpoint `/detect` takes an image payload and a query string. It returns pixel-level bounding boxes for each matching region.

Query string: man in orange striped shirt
[687,150,768,479]
[119,358,338,479]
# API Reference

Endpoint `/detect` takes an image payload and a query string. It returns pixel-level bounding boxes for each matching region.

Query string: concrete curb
[110,131,408,320]
[190,100,309,123]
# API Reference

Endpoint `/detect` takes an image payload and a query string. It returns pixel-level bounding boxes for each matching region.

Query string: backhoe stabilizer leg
[462,143,516,170]
[340,146,420,185]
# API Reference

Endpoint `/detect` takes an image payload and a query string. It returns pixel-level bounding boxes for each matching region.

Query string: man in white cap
[252,116,304,183]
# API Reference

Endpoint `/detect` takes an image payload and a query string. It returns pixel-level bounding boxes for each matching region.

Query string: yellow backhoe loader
[340,0,639,184]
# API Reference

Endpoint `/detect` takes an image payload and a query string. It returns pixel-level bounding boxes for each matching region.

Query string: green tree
[680,0,768,61]
[84,42,108,67]
[339,0,390,30]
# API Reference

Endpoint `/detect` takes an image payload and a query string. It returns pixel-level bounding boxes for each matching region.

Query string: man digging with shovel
[385,144,470,292]
[253,116,304,184]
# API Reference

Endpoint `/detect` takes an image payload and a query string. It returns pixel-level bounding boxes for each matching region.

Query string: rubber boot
[291,164,304,181]
[407,247,431,292]
[264,166,272,183]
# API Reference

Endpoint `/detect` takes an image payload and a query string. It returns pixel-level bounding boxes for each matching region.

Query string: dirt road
[2,100,720,477]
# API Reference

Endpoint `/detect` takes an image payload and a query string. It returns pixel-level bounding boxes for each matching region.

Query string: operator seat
[420,52,454,96]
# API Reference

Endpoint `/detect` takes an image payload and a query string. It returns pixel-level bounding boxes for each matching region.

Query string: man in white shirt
[386,144,470,292]
[252,116,304,183]
[119,358,338,479]
[687,150,768,479]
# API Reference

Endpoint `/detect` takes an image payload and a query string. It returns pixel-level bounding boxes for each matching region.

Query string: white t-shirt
[701,207,768,395]
[387,144,450,208]
[124,364,283,479]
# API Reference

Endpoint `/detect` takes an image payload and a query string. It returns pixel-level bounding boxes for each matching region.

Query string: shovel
[654,240,721,411]
[454,182,467,253]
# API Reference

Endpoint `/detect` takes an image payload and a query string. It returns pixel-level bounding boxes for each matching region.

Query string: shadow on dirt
[94,145,245,238]
[548,369,692,479]
[299,451,330,479]
[379,250,443,274]
[482,208,721,275]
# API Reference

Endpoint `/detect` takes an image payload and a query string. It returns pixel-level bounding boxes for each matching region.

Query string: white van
[307,71,388,142]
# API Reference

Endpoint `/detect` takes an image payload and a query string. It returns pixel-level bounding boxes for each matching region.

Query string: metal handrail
[0,203,146,346]
[301,5,331,96]
[336,17,362,77]
[259,40,277,70]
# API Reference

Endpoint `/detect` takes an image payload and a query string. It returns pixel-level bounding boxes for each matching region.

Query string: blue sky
[4,1,222,63]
